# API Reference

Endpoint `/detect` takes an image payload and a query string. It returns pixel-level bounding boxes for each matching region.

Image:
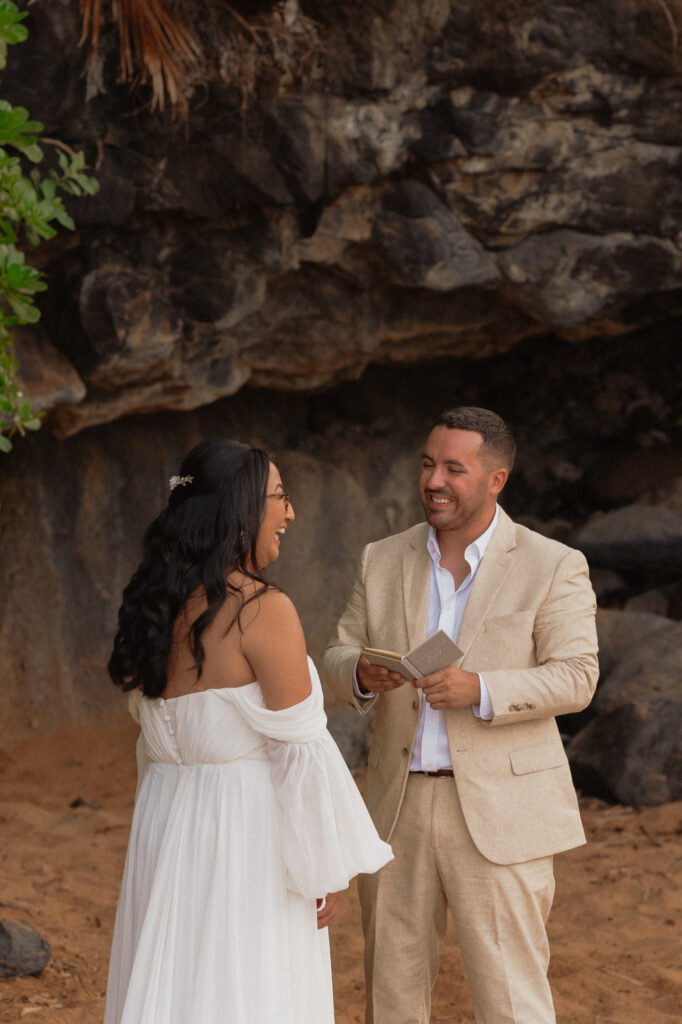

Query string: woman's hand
[316,890,344,929]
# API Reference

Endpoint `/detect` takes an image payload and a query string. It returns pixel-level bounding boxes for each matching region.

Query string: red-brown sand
[0,718,680,1023]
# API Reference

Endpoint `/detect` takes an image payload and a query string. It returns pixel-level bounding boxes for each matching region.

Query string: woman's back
[161,581,261,698]
[163,581,313,711]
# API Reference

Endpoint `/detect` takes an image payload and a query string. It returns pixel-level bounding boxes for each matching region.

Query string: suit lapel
[455,508,517,659]
[401,524,431,649]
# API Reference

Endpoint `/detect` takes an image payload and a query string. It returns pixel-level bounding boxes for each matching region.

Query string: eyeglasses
[266,491,291,513]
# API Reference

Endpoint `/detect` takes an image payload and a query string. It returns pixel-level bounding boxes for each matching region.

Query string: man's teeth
[431,496,452,504]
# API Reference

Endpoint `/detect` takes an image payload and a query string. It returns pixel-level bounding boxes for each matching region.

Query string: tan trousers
[359,774,556,1024]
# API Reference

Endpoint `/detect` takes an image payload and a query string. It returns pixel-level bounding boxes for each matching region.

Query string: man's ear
[489,468,508,496]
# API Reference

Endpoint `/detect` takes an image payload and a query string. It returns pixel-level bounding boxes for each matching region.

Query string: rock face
[5,0,682,436]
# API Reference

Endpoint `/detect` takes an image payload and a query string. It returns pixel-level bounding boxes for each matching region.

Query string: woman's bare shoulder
[239,586,302,634]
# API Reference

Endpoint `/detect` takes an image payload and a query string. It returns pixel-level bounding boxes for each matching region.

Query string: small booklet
[362,630,463,681]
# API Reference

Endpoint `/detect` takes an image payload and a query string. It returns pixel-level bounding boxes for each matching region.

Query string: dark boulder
[574,505,682,581]
[568,621,682,805]
[0,921,51,979]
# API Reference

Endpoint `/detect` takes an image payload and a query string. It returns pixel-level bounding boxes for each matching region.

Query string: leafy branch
[0,0,98,453]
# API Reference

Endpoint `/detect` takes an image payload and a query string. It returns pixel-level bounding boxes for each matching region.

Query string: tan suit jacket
[322,508,599,865]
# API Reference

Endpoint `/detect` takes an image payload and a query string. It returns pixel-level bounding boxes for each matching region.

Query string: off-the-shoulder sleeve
[230,659,393,899]
[127,690,150,803]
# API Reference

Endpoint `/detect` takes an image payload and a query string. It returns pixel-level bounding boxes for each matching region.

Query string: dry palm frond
[79,0,203,114]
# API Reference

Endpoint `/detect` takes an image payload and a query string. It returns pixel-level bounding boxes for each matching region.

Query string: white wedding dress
[103,658,392,1024]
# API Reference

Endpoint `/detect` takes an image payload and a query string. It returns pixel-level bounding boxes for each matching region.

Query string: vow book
[362,630,463,681]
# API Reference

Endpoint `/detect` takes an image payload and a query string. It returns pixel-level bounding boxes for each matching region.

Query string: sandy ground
[0,718,680,1023]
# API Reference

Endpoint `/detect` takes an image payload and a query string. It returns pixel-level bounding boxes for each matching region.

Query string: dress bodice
[129,656,332,769]
[132,682,270,767]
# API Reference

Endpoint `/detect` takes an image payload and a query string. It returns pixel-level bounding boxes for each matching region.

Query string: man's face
[419,426,499,533]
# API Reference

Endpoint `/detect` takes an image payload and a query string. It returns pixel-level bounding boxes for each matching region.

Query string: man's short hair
[433,407,516,472]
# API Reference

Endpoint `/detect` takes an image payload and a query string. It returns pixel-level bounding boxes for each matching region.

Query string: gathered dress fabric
[103,658,392,1024]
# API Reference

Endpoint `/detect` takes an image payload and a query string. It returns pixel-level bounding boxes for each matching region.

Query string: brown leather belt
[410,769,454,777]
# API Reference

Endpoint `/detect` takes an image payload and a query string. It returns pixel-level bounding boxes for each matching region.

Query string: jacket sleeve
[483,548,599,726]
[321,543,378,715]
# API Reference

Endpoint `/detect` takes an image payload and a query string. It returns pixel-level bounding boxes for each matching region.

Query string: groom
[322,407,598,1024]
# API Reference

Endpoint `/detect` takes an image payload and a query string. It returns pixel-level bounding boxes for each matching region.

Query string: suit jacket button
[412,699,419,710]
[402,746,409,756]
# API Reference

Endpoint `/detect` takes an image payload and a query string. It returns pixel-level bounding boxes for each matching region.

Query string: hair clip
[169,474,194,492]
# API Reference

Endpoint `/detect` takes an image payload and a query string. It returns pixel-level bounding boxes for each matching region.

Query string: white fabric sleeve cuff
[353,657,374,702]
[472,673,493,720]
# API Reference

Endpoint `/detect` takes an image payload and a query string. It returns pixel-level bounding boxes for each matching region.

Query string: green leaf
[21,142,43,164]
[0,2,97,456]
[52,206,75,230]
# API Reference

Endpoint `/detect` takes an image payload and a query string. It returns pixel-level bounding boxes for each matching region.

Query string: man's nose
[427,465,447,489]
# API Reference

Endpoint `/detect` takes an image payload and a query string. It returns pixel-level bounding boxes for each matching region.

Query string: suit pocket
[368,742,380,768]
[510,743,568,775]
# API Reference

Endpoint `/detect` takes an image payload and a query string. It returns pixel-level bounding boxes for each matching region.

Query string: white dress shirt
[410,506,498,770]
[354,507,498,770]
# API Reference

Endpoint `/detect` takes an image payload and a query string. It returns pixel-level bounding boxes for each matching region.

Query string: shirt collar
[427,504,500,572]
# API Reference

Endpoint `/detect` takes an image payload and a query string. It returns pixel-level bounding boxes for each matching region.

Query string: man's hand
[413,665,481,710]
[316,890,344,928]
[357,654,407,694]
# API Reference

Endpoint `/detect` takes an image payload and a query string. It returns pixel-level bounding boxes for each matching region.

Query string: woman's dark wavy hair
[108,439,275,698]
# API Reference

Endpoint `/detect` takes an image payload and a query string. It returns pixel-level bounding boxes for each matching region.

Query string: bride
[104,439,392,1024]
